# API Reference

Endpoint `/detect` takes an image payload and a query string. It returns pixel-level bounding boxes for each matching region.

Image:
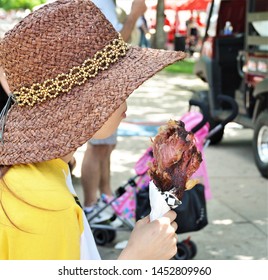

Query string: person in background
[139,15,150,48]
[81,0,147,221]
[185,16,199,55]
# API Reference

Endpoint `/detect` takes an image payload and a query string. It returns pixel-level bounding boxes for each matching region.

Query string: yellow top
[0,159,83,260]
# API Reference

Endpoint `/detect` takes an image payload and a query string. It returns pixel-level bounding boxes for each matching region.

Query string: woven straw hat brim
[0,46,185,165]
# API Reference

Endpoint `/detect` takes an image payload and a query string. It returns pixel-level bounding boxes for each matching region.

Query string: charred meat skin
[148,120,202,200]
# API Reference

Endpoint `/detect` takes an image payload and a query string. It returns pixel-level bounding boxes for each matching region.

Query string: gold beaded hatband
[13,34,129,106]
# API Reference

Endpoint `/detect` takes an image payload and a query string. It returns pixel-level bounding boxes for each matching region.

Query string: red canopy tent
[176,0,211,11]
[149,0,211,11]
[147,0,211,42]
[149,0,188,10]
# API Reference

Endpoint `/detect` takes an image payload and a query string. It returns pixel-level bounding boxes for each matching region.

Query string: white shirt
[92,0,123,31]
[65,169,101,260]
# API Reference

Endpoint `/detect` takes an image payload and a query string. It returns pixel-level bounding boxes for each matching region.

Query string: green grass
[164,59,195,74]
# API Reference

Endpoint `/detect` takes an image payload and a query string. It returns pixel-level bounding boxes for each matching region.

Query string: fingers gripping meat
[148,120,202,200]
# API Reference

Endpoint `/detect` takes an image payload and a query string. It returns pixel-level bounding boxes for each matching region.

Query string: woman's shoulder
[2,159,74,210]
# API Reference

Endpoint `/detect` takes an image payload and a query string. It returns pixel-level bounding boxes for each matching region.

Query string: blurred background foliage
[0,0,46,11]
[165,60,194,74]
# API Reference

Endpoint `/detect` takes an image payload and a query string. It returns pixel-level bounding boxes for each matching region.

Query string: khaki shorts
[89,131,117,145]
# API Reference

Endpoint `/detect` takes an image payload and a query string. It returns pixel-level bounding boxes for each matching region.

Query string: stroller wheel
[107,229,117,243]
[173,242,192,260]
[92,229,110,246]
[186,239,197,259]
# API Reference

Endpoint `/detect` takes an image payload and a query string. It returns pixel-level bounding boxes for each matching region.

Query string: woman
[0,0,185,260]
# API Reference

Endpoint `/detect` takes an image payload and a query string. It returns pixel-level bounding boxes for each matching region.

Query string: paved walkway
[72,71,268,260]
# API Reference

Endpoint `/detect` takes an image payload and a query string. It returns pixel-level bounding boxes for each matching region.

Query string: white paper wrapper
[149,180,182,221]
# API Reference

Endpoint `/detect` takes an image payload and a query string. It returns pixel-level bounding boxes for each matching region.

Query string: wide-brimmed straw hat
[0,0,185,165]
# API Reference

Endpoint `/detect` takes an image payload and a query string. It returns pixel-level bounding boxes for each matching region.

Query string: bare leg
[81,143,101,207]
[99,144,116,197]
[81,143,115,207]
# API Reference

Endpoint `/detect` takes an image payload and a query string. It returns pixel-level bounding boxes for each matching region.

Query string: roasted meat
[148,119,202,200]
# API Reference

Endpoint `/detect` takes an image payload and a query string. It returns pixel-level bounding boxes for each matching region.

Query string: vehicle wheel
[107,229,116,243]
[186,239,197,259]
[253,110,268,178]
[92,229,109,246]
[173,242,192,260]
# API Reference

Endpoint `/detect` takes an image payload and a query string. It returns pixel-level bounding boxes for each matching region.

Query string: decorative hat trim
[13,34,129,106]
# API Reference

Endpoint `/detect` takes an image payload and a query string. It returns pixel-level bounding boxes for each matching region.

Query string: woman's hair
[0,165,10,178]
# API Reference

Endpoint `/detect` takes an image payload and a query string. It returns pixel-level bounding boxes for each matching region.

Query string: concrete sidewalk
[72,71,268,260]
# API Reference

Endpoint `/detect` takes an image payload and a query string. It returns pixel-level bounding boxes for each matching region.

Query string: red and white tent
[176,0,211,11]
[147,0,211,11]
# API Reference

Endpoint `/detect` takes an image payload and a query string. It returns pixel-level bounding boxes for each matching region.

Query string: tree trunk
[154,0,166,49]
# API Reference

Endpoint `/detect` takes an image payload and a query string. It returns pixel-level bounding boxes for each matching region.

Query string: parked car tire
[253,109,268,179]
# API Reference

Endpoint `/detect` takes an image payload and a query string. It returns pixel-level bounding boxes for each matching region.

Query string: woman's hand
[118,210,178,260]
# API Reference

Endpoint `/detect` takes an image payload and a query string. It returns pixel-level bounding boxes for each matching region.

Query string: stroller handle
[217,95,239,127]
[188,99,209,133]
[206,95,239,140]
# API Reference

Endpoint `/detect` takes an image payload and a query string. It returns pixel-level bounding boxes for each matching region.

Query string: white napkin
[149,180,182,221]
